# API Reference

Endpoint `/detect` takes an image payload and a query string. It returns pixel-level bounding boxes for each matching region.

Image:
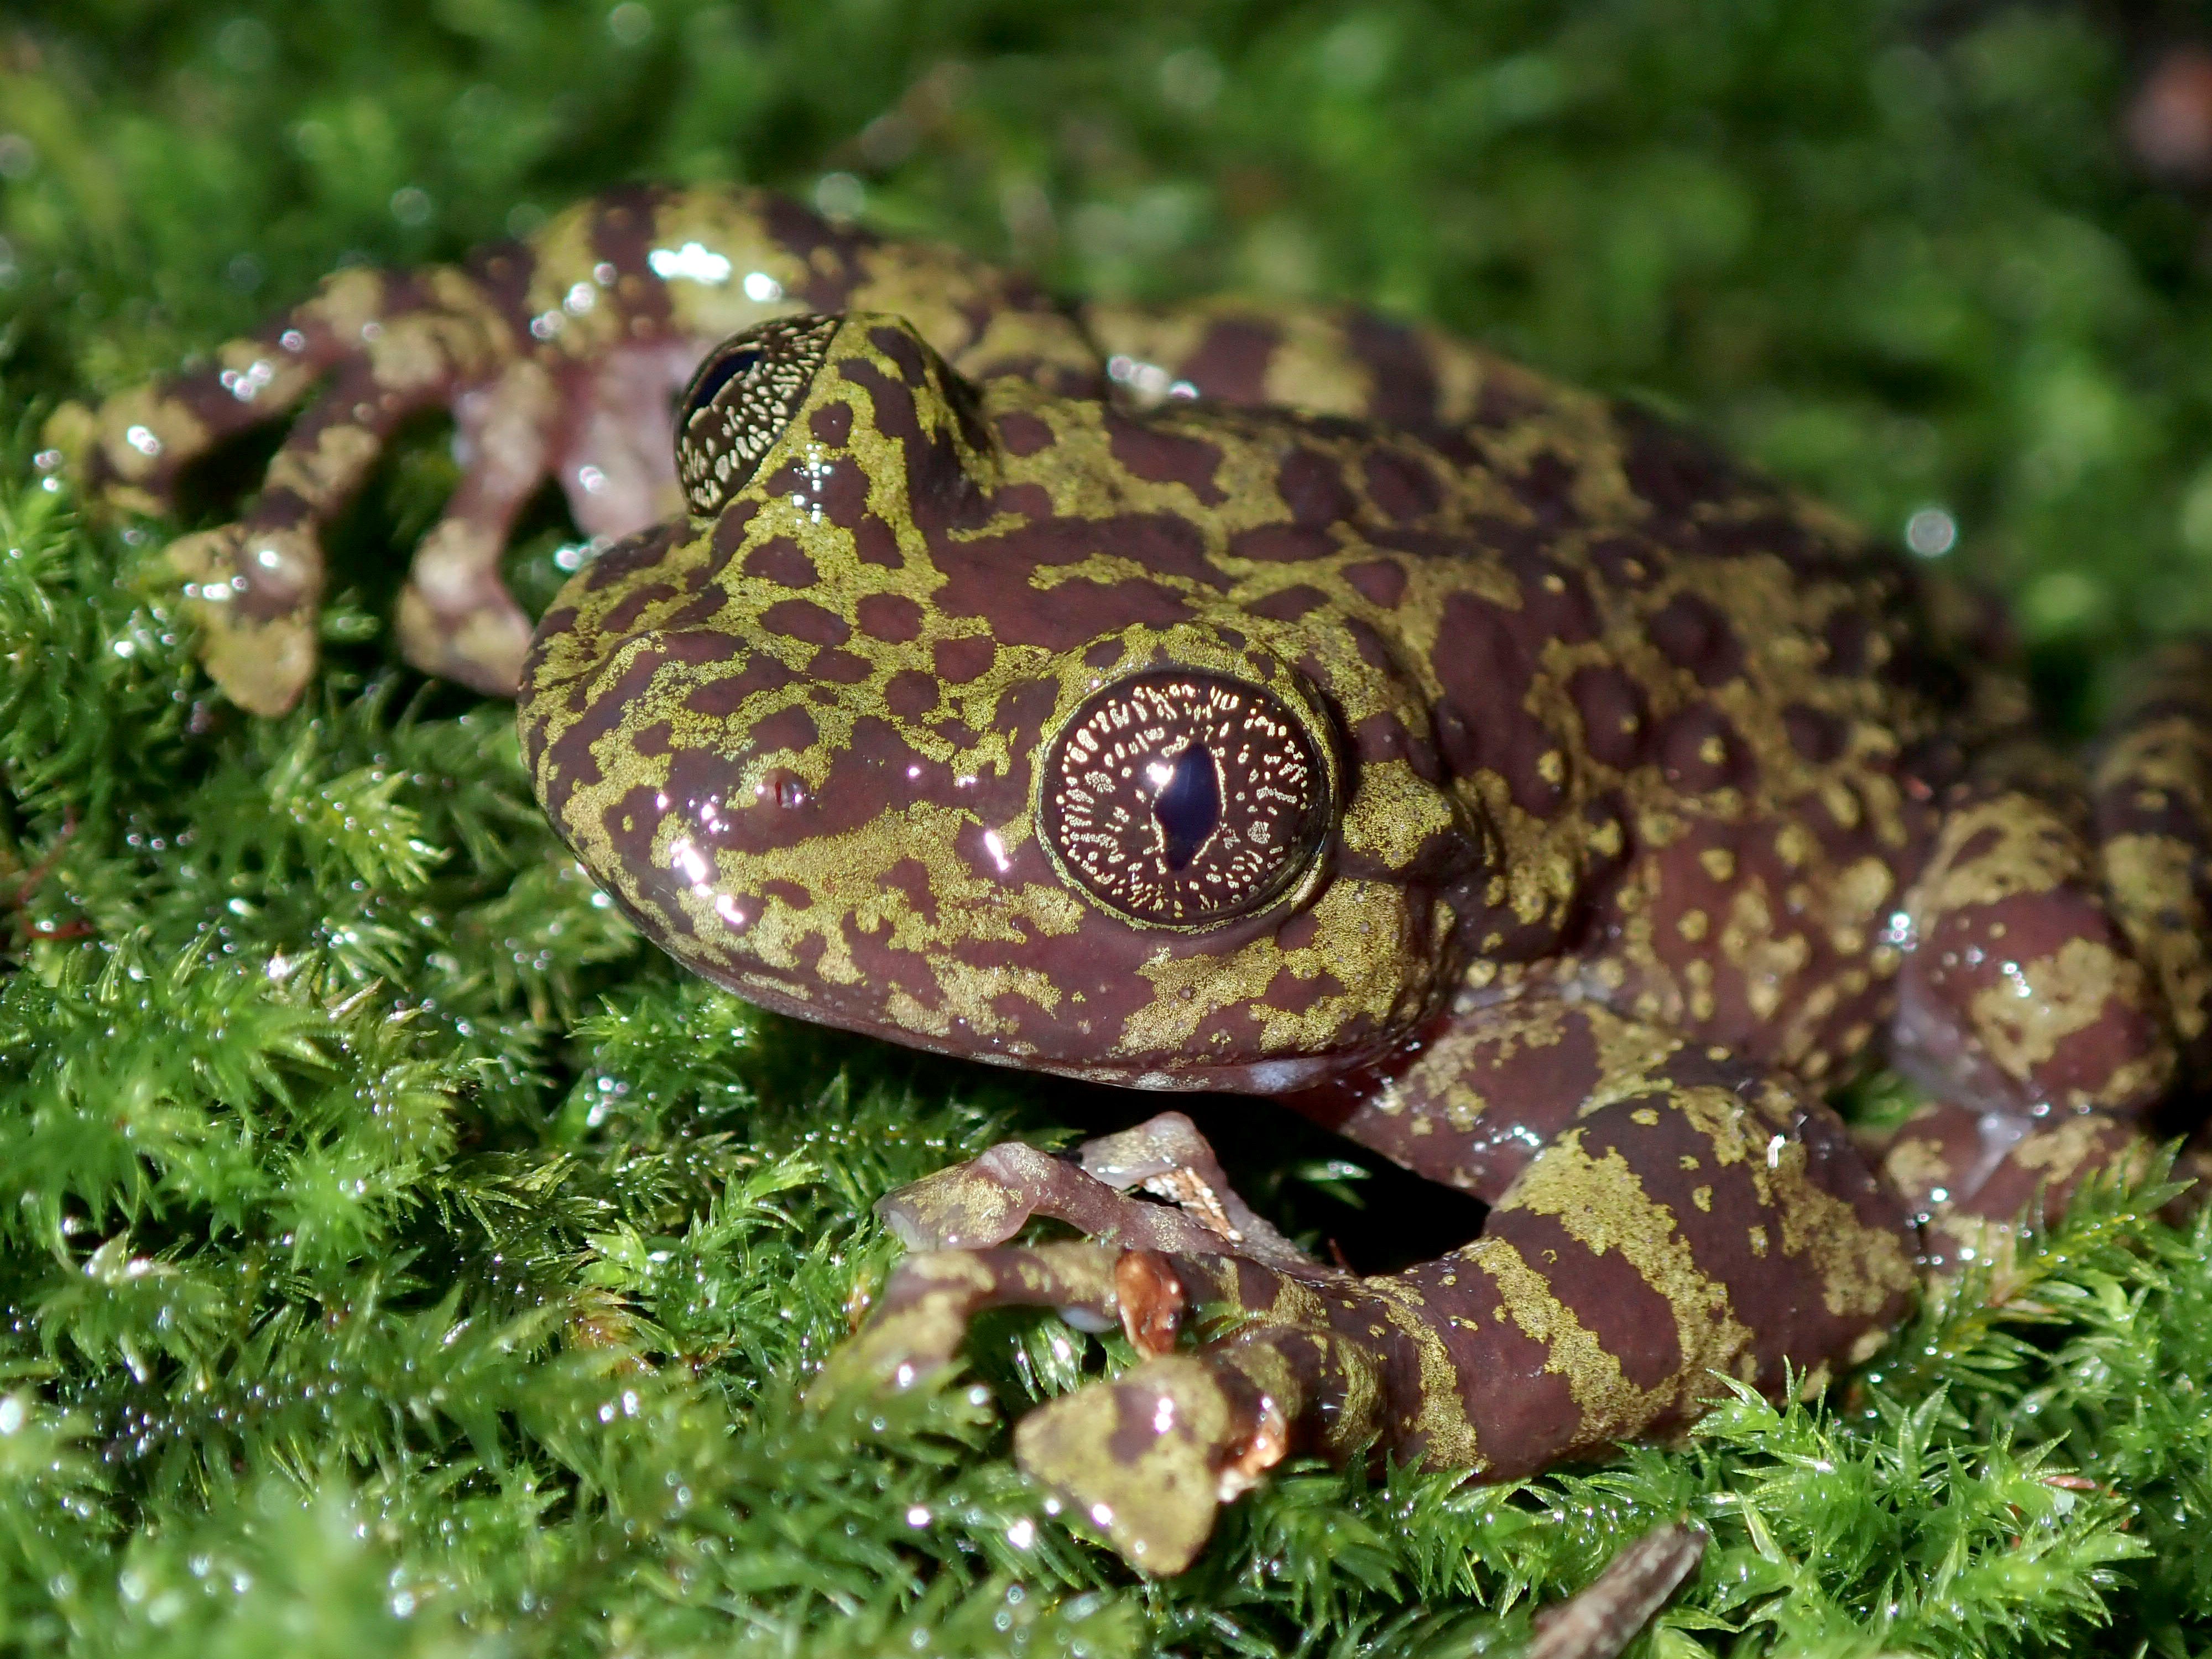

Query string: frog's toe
[397,481,550,698]
[37,401,103,497]
[170,523,321,717]
[397,568,534,698]
[875,1145,1060,1251]
[818,1239,1140,1398]
[1076,1112,1315,1268]
[817,1250,1011,1397]
[1014,1352,1287,1574]
[877,1138,1244,1255]
[63,383,202,517]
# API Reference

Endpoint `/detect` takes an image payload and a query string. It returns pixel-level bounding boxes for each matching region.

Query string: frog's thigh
[1897,785,2175,1117]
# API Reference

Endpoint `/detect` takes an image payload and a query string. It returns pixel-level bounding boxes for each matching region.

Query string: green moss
[6,2,2212,1652]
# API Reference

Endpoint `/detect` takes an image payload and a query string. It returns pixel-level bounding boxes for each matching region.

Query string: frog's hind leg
[1879,656,2212,1256]
[2093,639,2212,1092]
[1872,1098,2153,1270]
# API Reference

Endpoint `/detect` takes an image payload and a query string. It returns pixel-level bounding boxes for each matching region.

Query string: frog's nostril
[755,768,809,810]
[1152,742,1220,871]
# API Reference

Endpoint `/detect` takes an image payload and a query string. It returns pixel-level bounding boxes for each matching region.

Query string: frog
[50,184,2212,1578]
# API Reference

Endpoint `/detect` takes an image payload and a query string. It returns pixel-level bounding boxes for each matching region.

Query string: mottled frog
[53,185,2212,1574]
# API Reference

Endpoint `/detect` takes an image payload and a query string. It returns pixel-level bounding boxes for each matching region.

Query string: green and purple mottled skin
[55,185,2212,1574]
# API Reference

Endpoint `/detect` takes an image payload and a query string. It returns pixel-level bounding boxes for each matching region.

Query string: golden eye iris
[674,312,841,517]
[1042,671,1328,926]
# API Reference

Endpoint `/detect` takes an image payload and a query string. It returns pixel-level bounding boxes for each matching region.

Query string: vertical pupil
[1152,742,1221,872]
[685,347,762,421]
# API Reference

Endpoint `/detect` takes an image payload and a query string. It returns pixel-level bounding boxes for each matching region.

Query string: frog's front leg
[828,1120,1364,1569]
[842,1003,1916,1572]
[49,251,557,714]
[855,1115,1331,1405]
[875,1112,1319,1270]
[53,186,1103,717]
[1283,994,1918,1437]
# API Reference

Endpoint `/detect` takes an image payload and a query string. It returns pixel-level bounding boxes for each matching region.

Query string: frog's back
[1095,315,2021,1081]
[1093,296,2011,793]
[1396,394,1990,1077]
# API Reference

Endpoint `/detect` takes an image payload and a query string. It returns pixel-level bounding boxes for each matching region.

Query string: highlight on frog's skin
[1039,670,1332,927]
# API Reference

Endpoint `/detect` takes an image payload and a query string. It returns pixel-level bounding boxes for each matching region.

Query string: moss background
[7,2,2212,1653]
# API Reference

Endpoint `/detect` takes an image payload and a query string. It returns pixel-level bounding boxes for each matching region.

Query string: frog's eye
[1041,671,1330,927]
[675,312,842,517]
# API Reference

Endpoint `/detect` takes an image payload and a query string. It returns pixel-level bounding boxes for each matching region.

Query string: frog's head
[520,312,1488,1090]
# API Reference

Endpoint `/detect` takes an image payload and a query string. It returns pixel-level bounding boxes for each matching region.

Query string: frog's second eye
[1042,671,1329,927]
[675,312,842,517]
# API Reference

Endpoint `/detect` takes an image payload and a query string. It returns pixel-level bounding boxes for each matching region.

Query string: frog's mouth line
[708,953,1352,1096]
